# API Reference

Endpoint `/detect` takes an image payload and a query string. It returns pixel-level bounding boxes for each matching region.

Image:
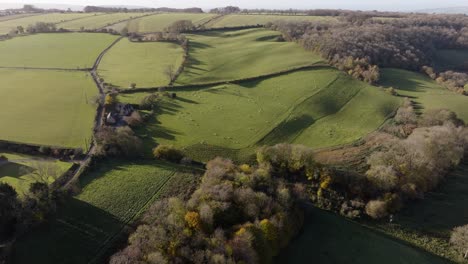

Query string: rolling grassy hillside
[0,33,118,69]
[175,28,324,85]
[205,14,337,28]
[13,160,197,264]
[380,68,468,122]
[0,152,72,196]
[57,13,148,30]
[278,207,451,264]
[98,38,184,88]
[127,13,217,33]
[121,68,400,162]
[0,13,98,34]
[0,69,97,149]
[0,13,37,22]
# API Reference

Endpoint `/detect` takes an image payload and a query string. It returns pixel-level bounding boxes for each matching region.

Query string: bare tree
[451,225,468,259]
[164,64,176,84]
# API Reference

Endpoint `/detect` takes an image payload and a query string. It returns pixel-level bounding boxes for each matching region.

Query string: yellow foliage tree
[185,211,202,230]
[260,219,277,242]
[239,164,252,174]
[104,94,115,106]
[320,173,332,190]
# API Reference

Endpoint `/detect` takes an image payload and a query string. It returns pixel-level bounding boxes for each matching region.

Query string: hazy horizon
[0,0,468,11]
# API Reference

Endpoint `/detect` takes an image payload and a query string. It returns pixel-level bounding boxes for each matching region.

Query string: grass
[0,69,97,149]
[277,206,451,264]
[434,49,468,71]
[175,28,324,85]
[373,160,468,263]
[0,13,98,34]
[0,33,118,69]
[57,13,148,30]
[205,14,337,28]
[0,152,72,196]
[98,38,184,88]
[13,160,198,264]
[0,13,37,22]
[121,67,400,162]
[379,68,468,122]
[127,13,217,33]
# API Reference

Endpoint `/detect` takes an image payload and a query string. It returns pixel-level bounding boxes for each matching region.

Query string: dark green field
[13,160,198,264]
[278,207,452,264]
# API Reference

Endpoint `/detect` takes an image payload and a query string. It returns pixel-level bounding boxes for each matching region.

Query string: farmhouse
[106,103,134,126]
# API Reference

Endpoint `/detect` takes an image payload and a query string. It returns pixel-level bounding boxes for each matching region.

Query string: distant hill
[0,3,84,11]
[97,5,152,9]
[417,6,468,15]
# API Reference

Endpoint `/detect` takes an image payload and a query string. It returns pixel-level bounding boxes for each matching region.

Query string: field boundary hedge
[120,63,330,93]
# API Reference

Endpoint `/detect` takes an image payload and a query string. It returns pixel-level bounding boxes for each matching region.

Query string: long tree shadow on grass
[395,160,468,238]
[0,162,32,178]
[13,198,123,264]
[258,114,316,146]
[379,69,433,93]
[277,206,452,264]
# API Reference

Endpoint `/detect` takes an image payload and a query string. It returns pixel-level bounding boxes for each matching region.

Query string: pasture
[175,28,324,85]
[277,207,451,264]
[127,13,216,33]
[0,13,98,34]
[98,38,184,88]
[0,69,97,149]
[13,160,196,264]
[121,67,400,161]
[0,152,72,196]
[380,68,468,122]
[57,13,148,30]
[0,33,118,69]
[205,14,337,28]
[434,49,468,71]
[0,13,36,22]
[376,160,468,263]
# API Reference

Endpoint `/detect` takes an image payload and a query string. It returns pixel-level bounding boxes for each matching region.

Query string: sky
[0,0,467,11]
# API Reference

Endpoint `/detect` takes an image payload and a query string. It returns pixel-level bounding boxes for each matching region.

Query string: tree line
[83,6,203,13]
[268,13,468,83]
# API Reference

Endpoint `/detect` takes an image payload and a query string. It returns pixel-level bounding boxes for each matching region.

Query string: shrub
[152,145,184,163]
[38,146,51,155]
[450,225,468,259]
[95,126,143,157]
[419,109,464,127]
[394,105,417,125]
[139,93,159,110]
[365,200,389,219]
[123,111,143,127]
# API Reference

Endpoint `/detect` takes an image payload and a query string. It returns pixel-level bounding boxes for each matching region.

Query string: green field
[277,207,451,264]
[375,160,468,263]
[205,14,337,28]
[121,67,400,161]
[127,13,217,33]
[0,33,118,69]
[0,13,36,22]
[13,160,195,264]
[434,49,468,71]
[98,38,184,88]
[175,28,324,85]
[380,68,468,122]
[0,152,72,196]
[0,13,98,34]
[57,13,148,30]
[0,69,97,148]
